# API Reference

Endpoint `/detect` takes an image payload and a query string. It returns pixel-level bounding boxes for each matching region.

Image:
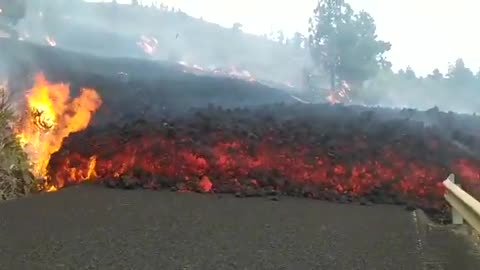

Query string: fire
[326,80,351,104]
[224,66,256,82]
[45,36,56,47]
[178,61,257,82]
[137,35,158,55]
[15,73,102,190]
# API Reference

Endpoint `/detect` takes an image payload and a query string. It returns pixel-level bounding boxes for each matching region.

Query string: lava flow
[11,72,480,217]
[15,73,102,191]
[44,103,480,214]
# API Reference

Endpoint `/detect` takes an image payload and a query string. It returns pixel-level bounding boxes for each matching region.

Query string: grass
[0,87,36,200]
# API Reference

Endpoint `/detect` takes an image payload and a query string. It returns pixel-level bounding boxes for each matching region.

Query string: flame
[46,185,58,192]
[178,61,257,82]
[45,36,56,47]
[327,80,351,104]
[137,35,158,55]
[15,73,102,190]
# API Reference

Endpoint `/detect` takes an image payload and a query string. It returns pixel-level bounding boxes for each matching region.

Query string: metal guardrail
[443,173,480,233]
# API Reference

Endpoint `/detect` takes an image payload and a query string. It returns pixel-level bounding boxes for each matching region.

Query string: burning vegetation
[15,73,102,191]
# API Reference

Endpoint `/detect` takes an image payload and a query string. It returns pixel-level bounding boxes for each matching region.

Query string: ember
[45,103,480,217]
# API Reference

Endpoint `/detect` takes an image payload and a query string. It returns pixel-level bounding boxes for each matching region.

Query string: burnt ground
[0,184,479,270]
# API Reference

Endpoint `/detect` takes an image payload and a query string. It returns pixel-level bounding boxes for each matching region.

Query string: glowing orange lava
[15,73,102,190]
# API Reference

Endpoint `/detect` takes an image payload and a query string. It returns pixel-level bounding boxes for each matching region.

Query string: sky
[87,0,480,76]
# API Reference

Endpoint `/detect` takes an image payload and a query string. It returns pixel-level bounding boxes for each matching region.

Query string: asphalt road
[0,184,479,270]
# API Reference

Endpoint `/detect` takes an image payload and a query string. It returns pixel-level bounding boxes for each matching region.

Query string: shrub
[0,87,35,200]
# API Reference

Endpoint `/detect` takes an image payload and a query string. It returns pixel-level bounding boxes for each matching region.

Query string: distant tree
[427,68,443,80]
[132,0,139,6]
[267,30,277,41]
[308,0,391,90]
[232,22,243,32]
[475,69,480,80]
[442,58,477,101]
[446,58,475,86]
[403,66,417,80]
[276,31,285,44]
[290,32,305,48]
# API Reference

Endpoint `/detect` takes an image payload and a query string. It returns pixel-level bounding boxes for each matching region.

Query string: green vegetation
[309,0,391,90]
[308,0,480,112]
[0,87,35,200]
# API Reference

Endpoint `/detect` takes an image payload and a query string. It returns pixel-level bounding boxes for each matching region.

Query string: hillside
[19,1,310,89]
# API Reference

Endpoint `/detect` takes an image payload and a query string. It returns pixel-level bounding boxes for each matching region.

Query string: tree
[132,0,139,6]
[232,22,243,33]
[290,32,305,48]
[402,66,417,80]
[443,58,478,103]
[427,68,443,80]
[276,31,285,44]
[475,69,480,80]
[308,0,391,90]
[446,58,474,86]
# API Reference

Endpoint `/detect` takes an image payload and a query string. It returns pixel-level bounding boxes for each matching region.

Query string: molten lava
[49,131,448,204]
[15,73,102,190]
[45,105,478,213]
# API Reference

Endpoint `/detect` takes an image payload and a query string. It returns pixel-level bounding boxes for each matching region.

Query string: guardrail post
[449,173,464,225]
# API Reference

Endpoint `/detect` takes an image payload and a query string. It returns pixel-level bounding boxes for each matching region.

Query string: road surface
[0,184,479,270]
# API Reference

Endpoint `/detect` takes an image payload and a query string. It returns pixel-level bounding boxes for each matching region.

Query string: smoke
[0,37,301,129]
[12,0,307,92]
[358,75,480,115]
[3,0,480,118]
